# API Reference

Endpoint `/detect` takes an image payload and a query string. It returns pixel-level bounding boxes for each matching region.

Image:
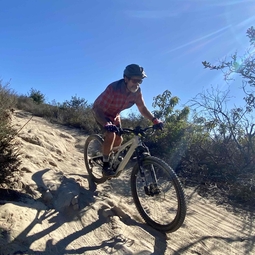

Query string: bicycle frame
[111,135,143,174]
[111,132,159,196]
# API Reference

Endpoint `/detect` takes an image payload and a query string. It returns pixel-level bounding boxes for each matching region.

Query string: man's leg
[93,113,122,177]
[103,131,116,156]
[101,131,117,177]
[102,132,123,177]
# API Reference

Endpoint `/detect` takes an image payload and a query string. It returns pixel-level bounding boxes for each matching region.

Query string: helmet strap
[124,76,129,84]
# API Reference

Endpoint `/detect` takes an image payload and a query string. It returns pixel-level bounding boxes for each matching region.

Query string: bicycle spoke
[84,135,107,183]
[136,165,178,225]
[131,156,186,232]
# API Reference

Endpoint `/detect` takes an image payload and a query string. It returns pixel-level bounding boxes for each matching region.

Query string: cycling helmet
[123,64,147,78]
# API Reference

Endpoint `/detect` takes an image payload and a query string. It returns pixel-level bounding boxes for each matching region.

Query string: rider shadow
[4,205,168,255]
[1,168,100,254]
[31,168,168,254]
[5,208,120,255]
[31,168,96,213]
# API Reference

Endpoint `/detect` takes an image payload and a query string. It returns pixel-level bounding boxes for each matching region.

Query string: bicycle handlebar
[118,125,156,136]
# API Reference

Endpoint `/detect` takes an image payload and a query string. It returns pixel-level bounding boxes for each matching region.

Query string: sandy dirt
[0,110,254,255]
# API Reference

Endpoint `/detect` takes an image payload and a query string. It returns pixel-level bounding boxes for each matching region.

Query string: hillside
[0,110,254,255]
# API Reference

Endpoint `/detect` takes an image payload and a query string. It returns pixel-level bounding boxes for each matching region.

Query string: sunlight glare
[167,25,231,53]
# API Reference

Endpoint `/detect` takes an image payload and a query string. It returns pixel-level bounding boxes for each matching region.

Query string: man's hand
[152,118,164,130]
[104,122,119,132]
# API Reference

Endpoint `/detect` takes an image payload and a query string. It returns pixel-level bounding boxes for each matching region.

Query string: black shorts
[95,117,122,136]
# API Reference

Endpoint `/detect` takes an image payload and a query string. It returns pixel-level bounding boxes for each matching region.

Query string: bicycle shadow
[0,168,95,253]
[1,168,168,255]
[4,208,117,255]
[2,196,167,255]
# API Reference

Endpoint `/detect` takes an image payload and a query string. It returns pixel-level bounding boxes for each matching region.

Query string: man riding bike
[92,64,163,177]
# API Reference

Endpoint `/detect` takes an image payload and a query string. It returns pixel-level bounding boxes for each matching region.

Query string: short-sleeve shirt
[93,79,144,120]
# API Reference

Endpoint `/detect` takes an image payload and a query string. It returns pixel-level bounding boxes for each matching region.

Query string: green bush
[16,95,36,112]
[28,88,45,104]
[0,81,20,187]
[16,94,100,134]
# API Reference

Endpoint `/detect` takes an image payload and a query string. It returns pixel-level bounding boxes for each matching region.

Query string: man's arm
[136,94,163,129]
[137,104,154,121]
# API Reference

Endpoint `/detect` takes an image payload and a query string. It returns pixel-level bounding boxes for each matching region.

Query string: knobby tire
[131,156,186,232]
[84,134,108,184]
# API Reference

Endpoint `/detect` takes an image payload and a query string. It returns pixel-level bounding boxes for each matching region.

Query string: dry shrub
[0,82,20,187]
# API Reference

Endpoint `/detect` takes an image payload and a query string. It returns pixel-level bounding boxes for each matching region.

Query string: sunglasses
[130,78,143,84]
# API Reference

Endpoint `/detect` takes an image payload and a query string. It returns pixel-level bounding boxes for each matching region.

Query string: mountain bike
[84,125,186,233]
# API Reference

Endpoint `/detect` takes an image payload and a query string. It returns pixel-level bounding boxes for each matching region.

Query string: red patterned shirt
[93,79,144,121]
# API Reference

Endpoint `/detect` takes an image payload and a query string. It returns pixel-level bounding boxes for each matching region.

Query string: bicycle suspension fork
[136,146,160,196]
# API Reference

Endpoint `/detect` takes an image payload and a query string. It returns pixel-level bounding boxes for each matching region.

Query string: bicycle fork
[137,151,161,197]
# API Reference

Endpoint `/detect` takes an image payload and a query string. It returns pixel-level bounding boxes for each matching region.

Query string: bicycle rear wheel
[131,156,186,232]
[84,134,107,184]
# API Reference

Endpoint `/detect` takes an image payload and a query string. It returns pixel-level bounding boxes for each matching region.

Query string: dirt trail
[0,110,254,255]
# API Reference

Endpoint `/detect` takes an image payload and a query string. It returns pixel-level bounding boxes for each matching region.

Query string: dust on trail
[0,110,254,255]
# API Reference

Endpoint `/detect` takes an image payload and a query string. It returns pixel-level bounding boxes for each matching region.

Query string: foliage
[0,81,20,187]
[0,80,17,108]
[55,96,98,133]
[145,90,191,169]
[28,88,45,104]
[16,95,37,112]
[202,26,255,112]
[61,95,88,110]
[152,90,190,122]
[186,26,255,207]
[16,94,99,134]
[190,86,255,166]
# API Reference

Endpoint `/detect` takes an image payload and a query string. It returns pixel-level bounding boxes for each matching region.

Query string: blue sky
[1,0,255,115]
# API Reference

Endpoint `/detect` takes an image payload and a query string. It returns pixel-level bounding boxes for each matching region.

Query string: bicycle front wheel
[84,134,107,184]
[131,156,186,233]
